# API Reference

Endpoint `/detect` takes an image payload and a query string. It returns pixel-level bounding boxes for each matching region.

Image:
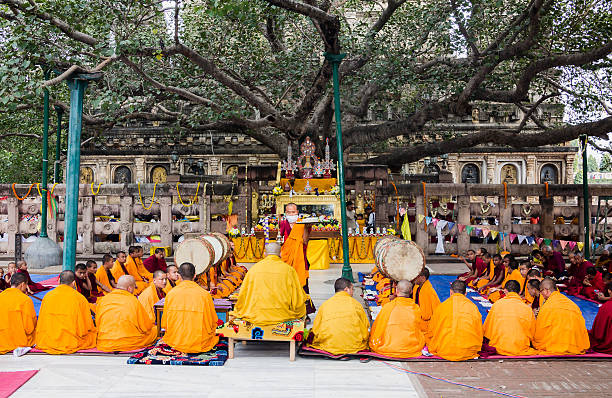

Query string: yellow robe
[428,293,483,361]
[138,283,165,323]
[35,284,97,354]
[281,223,308,287]
[470,260,495,289]
[134,256,153,280]
[162,280,219,353]
[309,291,369,355]
[489,268,523,303]
[483,292,537,356]
[0,288,37,354]
[533,291,590,355]
[231,254,306,325]
[369,297,425,358]
[412,280,440,343]
[94,267,114,295]
[163,279,179,295]
[96,289,157,352]
[111,260,147,295]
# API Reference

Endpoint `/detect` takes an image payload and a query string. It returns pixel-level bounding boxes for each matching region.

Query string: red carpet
[0,370,38,398]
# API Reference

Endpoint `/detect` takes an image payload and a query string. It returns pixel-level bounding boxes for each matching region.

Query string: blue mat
[361,273,599,329]
[29,274,58,315]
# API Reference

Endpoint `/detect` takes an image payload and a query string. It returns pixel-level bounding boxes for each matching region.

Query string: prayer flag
[568,241,576,250]
[560,240,568,249]
[447,222,455,231]
[552,239,560,248]
[458,224,466,232]
[426,217,432,225]
[432,218,439,227]
[526,236,535,245]
[577,242,584,251]
[401,213,412,241]
[518,235,526,244]
[543,239,552,246]
[482,228,490,238]
[536,238,544,246]
[466,226,474,235]
[475,228,482,236]
[490,231,499,240]
[418,214,425,223]
[509,233,517,243]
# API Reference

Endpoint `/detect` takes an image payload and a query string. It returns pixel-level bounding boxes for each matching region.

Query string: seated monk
[428,280,483,361]
[488,256,518,303]
[74,263,95,304]
[86,260,107,300]
[369,280,425,358]
[308,278,369,355]
[542,245,565,278]
[581,267,605,300]
[595,276,612,303]
[35,270,97,354]
[461,248,488,285]
[566,251,593,296]
[163,264,181,294]
[111,251,147,295]
[412,268,440,343]
[477,254,505,295]
[483,280,537,356]
[143,248,168,273]
[470,252,493,289]
[16,260,50,294]
[533,278,590,355]
[162,262,219,353]
[0,273,37,354]
[589,295,612,354]
[95,254,117,295]
[595,249,611,272]
[138,270,167,322]
[457,249,477,280]
[213,241,248,298]
[526,279,543,317]
[0,267,8,291]
[125,246,152,294]
[4,262,16,287]
[523,268,543,305]
[96,275,158,352]
[231,243,306,325]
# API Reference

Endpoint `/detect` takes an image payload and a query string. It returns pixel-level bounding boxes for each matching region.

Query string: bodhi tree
[0,0,610,168]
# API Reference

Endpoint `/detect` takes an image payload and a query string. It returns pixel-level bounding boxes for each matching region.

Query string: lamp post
[324,52,353,282]
[40,69,50,238]
[580,135,590,260]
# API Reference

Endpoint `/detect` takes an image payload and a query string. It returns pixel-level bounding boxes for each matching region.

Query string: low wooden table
[153,298,233,338]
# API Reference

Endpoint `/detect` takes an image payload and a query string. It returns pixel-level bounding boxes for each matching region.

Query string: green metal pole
[324,52,353,282]
[580,135,590,260]
[40,70,51,238]
[62,78,89,271]
[54,106,63,183]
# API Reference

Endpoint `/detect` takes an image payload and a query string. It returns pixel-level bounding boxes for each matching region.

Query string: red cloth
[75,276,96,303]
[143,256,168,273]
[0,370,39,398]
[589,300,612,354]
[582,272,605,300]
[465,257,486,284]
[16,269,50,293]
[567,260,593,295]
[88,273,103,298]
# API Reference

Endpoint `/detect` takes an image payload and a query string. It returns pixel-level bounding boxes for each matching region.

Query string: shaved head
[152,270,167,289]
[10,272,27,287]
[265,242,281,256]
[540,278,556,292]
[450,280,467,295]
[179,262,196,281]
[117,275,136,293]
[504,279,521,293]
[396,280,413,297]
[59,270,76,285]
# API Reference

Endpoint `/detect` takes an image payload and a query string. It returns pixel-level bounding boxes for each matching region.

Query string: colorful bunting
[577,242,584,251]
[568,241,576,250]
[426,217,432,225]
[509,233,517,243]
[518,235,526,244]
[418,214,425,223]
[432,218,439,227]
[543,238,552,246]
[560,240,568,249]
[536,238,544,246]
[447,222,456,231]
[526,236,535,245]
[490,231,499,240]
[466,226,474,235]
[458,224,466,232]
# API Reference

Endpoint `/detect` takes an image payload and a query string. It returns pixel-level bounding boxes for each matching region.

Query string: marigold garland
[12,183,34,200]
[138,182,158,210]
[36,182,57,197]
[503,182,508,209]
[544,182,549,198]
[176,182,200,207]
[90,182,102,196]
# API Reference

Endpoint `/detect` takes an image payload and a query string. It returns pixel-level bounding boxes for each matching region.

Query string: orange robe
[162,280,219,353]
[96,289,158,352]
[489,268,523,303]
[0,287,37,354]
[126,255,151,294]
[413,279,440,343]
[428,293,483,361]
[138,283,166,323]
[369,297,425,358]
[533,291,590,355]
[111,260,147,295]
[483,292,537,356]
[35,284,97,354]
[94,267,115,295]
[163,279,179,295]
[470,260,495,289]
[281,223,308,287]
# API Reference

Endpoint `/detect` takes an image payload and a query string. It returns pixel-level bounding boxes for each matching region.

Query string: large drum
[374,236,425,282]
[174,234,229,275]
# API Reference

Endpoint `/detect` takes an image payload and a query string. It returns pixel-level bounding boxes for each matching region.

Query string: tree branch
[514,93,558,132]
[450,0,480,57]
[262,0,335,22]
[588,139,612,155]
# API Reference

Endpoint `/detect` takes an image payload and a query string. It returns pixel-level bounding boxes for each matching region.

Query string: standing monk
[162,262,219,353]
[95,254,117,294]
[280,203,315,317]
[411,268,440,344]
[143,248,168,273]
[138,270,167,322]
[35,270,97,354]
[0,273,37,354]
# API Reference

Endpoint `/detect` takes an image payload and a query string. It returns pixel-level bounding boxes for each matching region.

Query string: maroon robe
[544,251,565,277]
[465,257,487,284]
[589,300,612,354]
[88,273,104,298]
[17,269,50,293]
[581,272,604,300]
[567,260,593,295]
[75,276,95,303]
[0,276,8,291]
[143,255,168,273]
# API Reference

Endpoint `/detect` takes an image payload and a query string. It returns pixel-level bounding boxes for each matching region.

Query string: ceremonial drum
[211,232,232,261]
[374,236,425,282]
[174,234,229,275]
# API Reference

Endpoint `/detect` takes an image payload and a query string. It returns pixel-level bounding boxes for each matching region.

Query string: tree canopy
[0,0,610,168]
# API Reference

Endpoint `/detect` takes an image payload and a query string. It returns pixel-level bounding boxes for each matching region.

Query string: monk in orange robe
[125,246,152,293]
[138,270,167,322]
[483,280,537,356]
[369,280,425,358]
[111,250,147,294]
[280,202,315,316]
[35,270,97,354]
[96,275,158,352]
[469,252,493,289]
[533,278,590,355]
[412,268,440,343]
[522,268,543,304]
[525,279,543,316]
[0,273,37,354]
[163,265,181,294]
[95,254,117,295]
[477,254,505,295]
[162,262,219,353]
[488,256,518,302]
[428,280,483,361]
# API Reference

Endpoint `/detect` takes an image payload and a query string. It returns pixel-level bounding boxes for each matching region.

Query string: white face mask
[285,214,299,223]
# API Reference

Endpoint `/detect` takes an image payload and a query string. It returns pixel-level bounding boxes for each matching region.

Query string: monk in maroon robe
[581,267,605,300]
[143,248,168,273]
[589,291,612,354]
[542,245,565,278]
[86,260,105,299]
[0,269,8,291]
[75,263,95,303]
[16,260,50,294]
[566,252,593,296]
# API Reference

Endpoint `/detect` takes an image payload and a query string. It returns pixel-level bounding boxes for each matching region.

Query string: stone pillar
[498,195,513,249]
[198,194,209,233]
[135,158,146,182]
[159,196,172,248]
[81,196,94,255]
[97,159,109,184]
[120,196,134,251]
[209,157,221,175]
[457,195,471,254]
[485,156,496,184]
[539,196,554,239]
[7,197,18,258]
[415,195,428,251]
[526,155,537,184]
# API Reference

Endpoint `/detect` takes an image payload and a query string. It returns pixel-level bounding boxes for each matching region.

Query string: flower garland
[176,182,200,207]
[327,237,341,259]
[138,182,158,210]
[503,182,508,209]
[36,182,57,197]
[12,183,34,200]
[91,182,102,196]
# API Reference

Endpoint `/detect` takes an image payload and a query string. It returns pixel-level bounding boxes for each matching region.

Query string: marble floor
[1,262,424,398]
